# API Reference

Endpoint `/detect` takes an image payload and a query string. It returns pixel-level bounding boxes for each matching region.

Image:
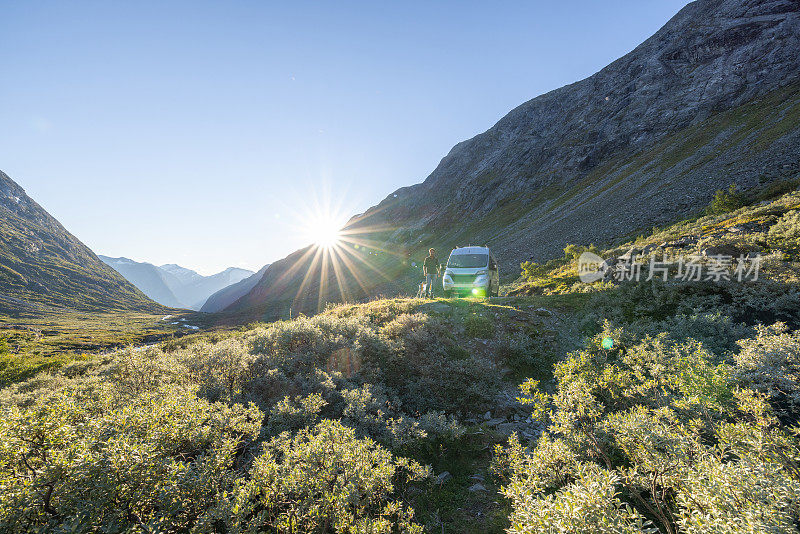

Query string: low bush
[768,209,800,256]
[0,381,262,533]
[465,313,495,339]
[223,420,429,533]
[493,325,800,534]
[734,323,800,418]
[706,183,745,215]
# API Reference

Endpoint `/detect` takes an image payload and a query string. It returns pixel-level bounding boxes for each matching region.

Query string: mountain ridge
[200,264,270,313]
[98,256,184,308]
[99,256,253,310]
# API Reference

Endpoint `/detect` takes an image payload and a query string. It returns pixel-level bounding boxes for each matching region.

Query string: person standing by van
[423,248,439,298]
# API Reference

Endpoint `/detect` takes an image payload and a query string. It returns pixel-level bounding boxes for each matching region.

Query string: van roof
[450,246,490,255]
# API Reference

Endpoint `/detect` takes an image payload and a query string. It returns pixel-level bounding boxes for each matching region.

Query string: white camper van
[442,246,500,297]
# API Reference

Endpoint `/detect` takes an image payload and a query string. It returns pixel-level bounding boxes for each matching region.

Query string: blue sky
[0,0,689,274]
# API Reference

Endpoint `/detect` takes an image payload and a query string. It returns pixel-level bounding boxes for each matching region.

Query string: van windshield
[447,254,489,269]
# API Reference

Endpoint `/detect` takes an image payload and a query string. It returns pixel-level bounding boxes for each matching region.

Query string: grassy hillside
[0,171,162,313]
[1,190,799,532]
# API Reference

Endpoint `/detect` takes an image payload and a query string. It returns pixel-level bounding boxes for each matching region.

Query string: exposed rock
[618,248,641,262]
[436,471,453,485]
[495,423,519,436]
[701,244,743,257]
[468,483,487,493]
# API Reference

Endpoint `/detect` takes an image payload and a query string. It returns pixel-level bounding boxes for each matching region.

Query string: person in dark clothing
[423,248,439,298]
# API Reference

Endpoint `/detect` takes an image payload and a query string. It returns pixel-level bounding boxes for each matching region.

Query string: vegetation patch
[465,313,495,339]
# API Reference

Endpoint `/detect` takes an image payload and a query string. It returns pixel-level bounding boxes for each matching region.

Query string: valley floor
[0,308,212,385]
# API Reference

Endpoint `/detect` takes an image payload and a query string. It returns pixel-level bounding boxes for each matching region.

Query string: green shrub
[520,260,545,280]
[0,381,262,533]
[464,314,495,339]
[734,323,800,417]
[504,462,654,533]
[267,392,327,434]
[706,183,745,215]
[676,454,800,534]
[494,325,800,534]
[563,243,599,261]
[224,420,429,533]
[520,256,571,281]
[768,209,800,256]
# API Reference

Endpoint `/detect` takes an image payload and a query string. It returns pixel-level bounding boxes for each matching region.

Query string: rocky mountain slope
[227,0,800,319]
[0,171,161,313]
[100,257,253,310]
[200,264,269,313]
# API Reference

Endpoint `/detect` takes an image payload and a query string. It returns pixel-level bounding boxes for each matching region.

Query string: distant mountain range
[0,170,161,313]
[225,0,800,319]
[99,256,253,310]
[200,264,269,313]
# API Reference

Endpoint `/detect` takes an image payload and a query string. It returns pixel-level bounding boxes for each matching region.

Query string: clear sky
[0,0,689,275]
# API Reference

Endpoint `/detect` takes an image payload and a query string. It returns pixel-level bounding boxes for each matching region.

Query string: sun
[311,221,342,248]
[303,214,343,249]
[283,181,403,313]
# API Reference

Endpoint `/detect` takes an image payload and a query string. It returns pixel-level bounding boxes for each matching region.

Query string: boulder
[701,244,742,258]
[618,247,640,261]
[436,471,453,485]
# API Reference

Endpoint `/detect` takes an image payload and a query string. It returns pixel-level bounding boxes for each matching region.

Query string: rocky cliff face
[0,171,161,313]
[228,0,800,318]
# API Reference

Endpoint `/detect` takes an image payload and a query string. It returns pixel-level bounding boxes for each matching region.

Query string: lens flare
[279,182,404,314]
